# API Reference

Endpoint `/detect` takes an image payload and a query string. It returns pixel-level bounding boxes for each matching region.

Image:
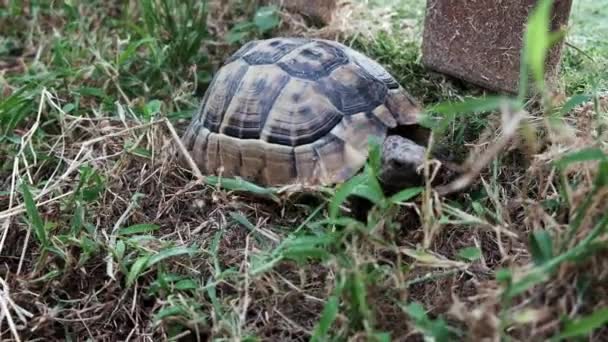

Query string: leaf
[367,135,384,174]
[119,223,161,235]
[389,187,423,204]
[119,37,155,66]
[350,269,370,321]
[311,296,340,341]
[505,268,550,299]
[77,236,99,265]
[457,247,482,262]
[595,160,608,188]
[147,246,197,267]
[422,96,508,131]
[76,165,104,202]
[206,276,224,319]
[62,103,76,113]
[371,332,391,342]
[21,182,48,247]
[310,216,363,229]
[517,44,531,100]
[226,30,250,44]
[281,246,329,262]
[558,307,608,339]
[210,230,223,275]
[114,240,126,260]
[127,255,151,287]
[284,234,336,247]
[226,22,255,44]
[174,279,198,290]
[205,176,278,201]
[126,246,196,287]
[403,301,454,342]
[404,302,427,321]
[350,173,385,207]
[129,147,152,159]
[144,99,162,118]
[154,305,188,320]
[278,233,334,263]
[555,148,606,170]
[428,96,507,115]
[253,6,280,33]
[495,268,513,284]
[557,94,591,116]
[400,248,467,268]
[250,255,283,276]
[229,211,256,231]
[329,173,366,219]
[70,202,84,235]
[78,87,107,99]
[529,230,553,266]
[523,0,554,89]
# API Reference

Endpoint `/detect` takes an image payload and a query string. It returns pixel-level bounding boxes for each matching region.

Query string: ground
[1,0,607,341]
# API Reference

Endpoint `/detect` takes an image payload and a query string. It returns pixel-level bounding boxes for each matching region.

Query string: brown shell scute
[261,78,343,146]
[199,59,250,133]
[276,40,349,80]
[314,62,388,115]
[344,47,401,89]
[220,65,291,140]
[181,37,423,186]
[241,38,308,65]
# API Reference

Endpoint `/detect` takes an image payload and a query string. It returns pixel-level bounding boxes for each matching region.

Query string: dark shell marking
[343,47,401,89]
[314,62,388,115]
[242,38,307,65]
[181,37,422,186]
[200,60,250,133]
[220,65,291,140]
[276,40,350,80]
[261,78,344,146]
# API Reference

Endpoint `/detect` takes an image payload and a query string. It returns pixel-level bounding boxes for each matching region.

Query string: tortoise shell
[181,37,425,186]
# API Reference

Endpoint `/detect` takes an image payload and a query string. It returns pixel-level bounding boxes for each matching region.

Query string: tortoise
[181,37,438,191]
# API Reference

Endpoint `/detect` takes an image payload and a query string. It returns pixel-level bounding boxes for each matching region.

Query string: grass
[1,0,607,340]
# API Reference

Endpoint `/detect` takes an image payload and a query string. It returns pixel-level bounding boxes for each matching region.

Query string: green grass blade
[558,94,592,117]
[557,307,608,339]
[555,148,606,170]
[174,278,198,291]
[147,246,197,267]
[457,247,482,262]
[311,295,340,341]
[329,173,366,220]
[21,182,48,247]
[229,211,257,231]
[127,255,151,287]
[388,187,423,204]
[253,6,280,33]
[350,178,385,207]
[205,176,279,200]
[210,230,223,275]
[119,223,161,235]
[504,268,550,299]
[423,96,509,131]
[529,230,554,266]
[114,240,126,261]
[427,96,507,115]
[523,0,553,90]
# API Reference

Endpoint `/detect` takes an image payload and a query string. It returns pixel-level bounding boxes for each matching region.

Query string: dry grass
[1,0,608,341]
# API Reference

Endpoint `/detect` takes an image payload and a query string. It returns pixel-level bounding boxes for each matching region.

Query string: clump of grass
[1,0,608,341]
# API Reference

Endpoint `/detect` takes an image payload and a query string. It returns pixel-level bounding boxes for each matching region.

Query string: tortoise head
[378,135,426,190]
